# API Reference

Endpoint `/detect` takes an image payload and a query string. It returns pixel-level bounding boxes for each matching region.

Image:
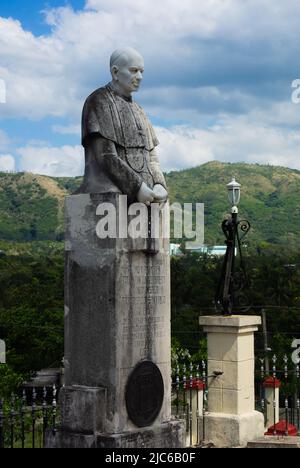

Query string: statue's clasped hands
[137,182,168,206]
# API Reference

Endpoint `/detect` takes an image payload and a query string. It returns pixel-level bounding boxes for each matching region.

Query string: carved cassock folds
[77,84,166,200]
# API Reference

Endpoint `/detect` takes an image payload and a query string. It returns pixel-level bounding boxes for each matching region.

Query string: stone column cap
[199,315,261,334]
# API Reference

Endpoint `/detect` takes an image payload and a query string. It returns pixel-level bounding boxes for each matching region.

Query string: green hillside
[167,161,300,247]
[1,161,300,248]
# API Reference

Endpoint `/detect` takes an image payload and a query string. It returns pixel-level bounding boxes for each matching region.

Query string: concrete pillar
[186,380,204,446]
[199,315,265,447]
[264,377,281,431]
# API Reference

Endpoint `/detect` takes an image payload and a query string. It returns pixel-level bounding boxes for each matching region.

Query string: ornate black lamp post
[215,178,250,316]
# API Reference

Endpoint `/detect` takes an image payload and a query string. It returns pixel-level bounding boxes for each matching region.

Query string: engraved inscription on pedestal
[125,361,164,428]
[118,255,170,362]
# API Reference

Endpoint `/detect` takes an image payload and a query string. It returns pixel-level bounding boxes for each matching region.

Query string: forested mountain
[1,161,300,248]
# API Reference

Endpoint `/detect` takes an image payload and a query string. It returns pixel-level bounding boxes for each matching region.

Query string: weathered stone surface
[248,436,300,449]
[96,421,185,449]
[206,332,255,362]
[199,411,265,448]
[63,193,171,435]
[46,421,185,449]
[59,386,107,434]
[199,315,261,335]
[46,192,185,448]
[46,430,96,449]
[199,316,264,447]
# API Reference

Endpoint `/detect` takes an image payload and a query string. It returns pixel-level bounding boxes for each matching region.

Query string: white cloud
[1,1,300,121]
[156,117,300,172]
[156,126,213,171]
[1,0,300,173]
[17,145,84,177]
[8,111,300,178]
[0,16,81,120]
[0,154,15,172]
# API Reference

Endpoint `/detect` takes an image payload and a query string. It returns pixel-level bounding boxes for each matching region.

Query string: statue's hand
[137,182,155,205]
[153,184,168,202]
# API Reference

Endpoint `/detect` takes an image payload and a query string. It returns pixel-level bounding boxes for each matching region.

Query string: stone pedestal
[199,315,264,448]
[46,193,184,448]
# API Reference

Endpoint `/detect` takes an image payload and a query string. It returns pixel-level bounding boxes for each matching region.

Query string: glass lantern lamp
[227,177,241,213]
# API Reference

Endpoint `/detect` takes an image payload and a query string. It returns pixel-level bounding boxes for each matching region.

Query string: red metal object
[187,379,205,390]
[265,421,298,436]
[263,377,281,389]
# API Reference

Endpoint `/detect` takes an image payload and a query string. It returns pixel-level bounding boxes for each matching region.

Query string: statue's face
[113,53,144,96]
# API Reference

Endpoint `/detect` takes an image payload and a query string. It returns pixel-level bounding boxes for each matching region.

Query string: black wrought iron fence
[171,361,215,448]
[0,385,59,449]
[256,354,300,436]
[2,368,207,449]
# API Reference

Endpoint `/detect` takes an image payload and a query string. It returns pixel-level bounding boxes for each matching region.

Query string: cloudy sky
[1,0,300,176]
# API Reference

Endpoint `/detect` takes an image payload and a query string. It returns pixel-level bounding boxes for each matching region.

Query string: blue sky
[1,0,300,176]
[0,1,85,35]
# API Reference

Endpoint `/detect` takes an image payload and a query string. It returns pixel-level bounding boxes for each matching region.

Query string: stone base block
[201,411,264,448]
[45,420,185,449]
[59,386,107,434]
[248,436,300,449]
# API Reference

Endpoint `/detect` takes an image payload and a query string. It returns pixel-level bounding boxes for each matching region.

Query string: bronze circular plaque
[125,361,164,428]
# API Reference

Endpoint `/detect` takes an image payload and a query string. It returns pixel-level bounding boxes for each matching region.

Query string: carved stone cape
[77,85,166,199]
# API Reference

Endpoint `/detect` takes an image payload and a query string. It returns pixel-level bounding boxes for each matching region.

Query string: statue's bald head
[109,47,145,97]
[110,48,143,70]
